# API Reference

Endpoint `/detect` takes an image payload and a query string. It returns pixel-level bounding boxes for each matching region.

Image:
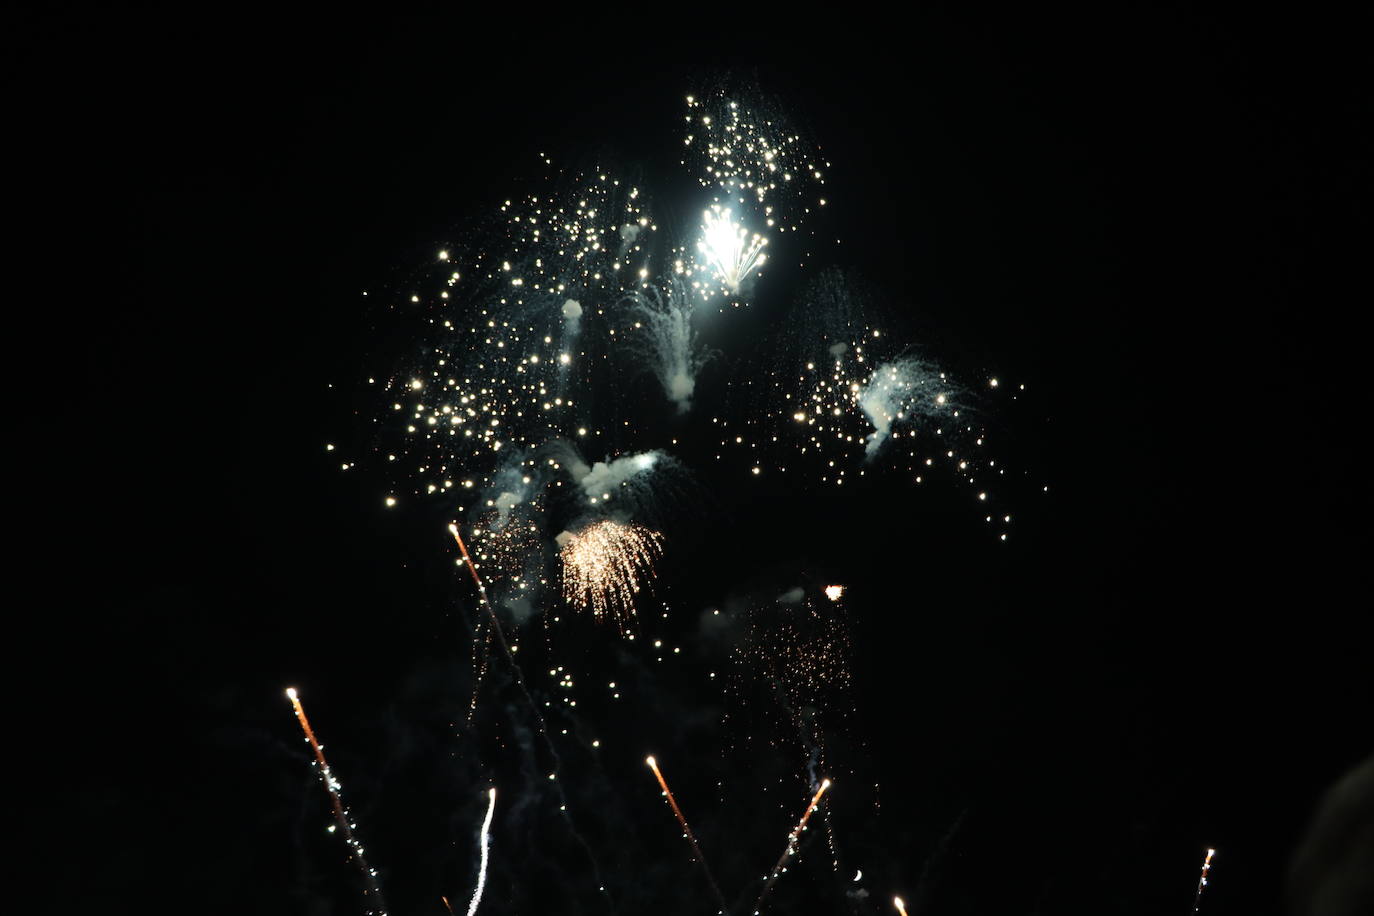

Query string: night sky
[21,8,1371,916]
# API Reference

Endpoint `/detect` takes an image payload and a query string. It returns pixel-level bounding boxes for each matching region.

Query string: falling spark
[646,756,730,915]
[1193,847,1216,913]
[559,520,664,631]
[285,688,388,916]
[893,897,909,916]
[752,779,832,914]
[466,788,497,916]
[823,585,845,602]
[697,206,767,294]
[448,523,612,903]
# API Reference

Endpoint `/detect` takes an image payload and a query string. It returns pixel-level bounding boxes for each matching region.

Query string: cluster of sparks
[1194,847,1216,912]
[293,86,1060,916]
[682,91,828,232]
[559,519,665,631]
[696,205,769,294]
[363,160,656,510]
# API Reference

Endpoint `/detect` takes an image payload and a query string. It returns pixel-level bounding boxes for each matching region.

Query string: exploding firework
[285,688,388,916]
[694,205,768,298]
[558,520,664,631]
[681,86,829,234]
[354,159,657,512]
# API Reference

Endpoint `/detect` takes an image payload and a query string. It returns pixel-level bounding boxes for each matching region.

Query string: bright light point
[385,497,397,507]
[821,778,832,789]
[286,687,298,700]
[824,585,845,601]
[646,756,657,767]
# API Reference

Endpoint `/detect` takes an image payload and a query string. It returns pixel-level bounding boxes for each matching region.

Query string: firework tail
[646,756,731,915]
[749,779,832,914]
[1193,847,1215,912]
[466,788,497,916]
[286,688,388,915]
[448,523,613,909]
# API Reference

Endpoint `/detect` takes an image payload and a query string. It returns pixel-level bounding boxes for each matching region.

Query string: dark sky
[19,8,1370,916]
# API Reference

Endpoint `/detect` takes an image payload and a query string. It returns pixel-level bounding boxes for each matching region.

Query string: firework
[1193,847,1216,913]
[752,779,832,914]
[448,523,613,904]
[624,277,709,414]
[696,205,767,296]
[466,788,497,916]
[360,160,657,513]
[558,520,664,631]
[646,756,730,915]
[681,88,829,233]
[285,688,388,916]
[893,897,909,916]
[823,585,845,602]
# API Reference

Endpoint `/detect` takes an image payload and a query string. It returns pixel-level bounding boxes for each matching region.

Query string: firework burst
[694,205,768,297]
[558,519,664,631]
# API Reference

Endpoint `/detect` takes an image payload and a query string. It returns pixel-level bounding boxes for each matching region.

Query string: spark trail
[645,755,730,915]
[1193,847,1216,913]
[285,687,388,916]
[750,779,831,914]
[448,523,613,909]
[466,788,497,916]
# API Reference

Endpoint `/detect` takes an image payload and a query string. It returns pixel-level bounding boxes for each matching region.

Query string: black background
[18,7,1370,915]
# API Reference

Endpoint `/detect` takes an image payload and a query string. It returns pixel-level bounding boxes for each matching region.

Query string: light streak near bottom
[466,788,497,916]
[751,778,832,914]
[285,687,388,915]
[646,756,730,914]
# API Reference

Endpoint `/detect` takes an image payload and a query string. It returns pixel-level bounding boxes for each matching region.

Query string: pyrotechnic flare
[285,688,388,916]
[558,520,665,631]
[466,788,497,916]
[448,523,612,905]
[645,756,730,915]
[1193,847,1216,913]
[893,897,909,916]
[751,779,832,914]
[697,205,767,294]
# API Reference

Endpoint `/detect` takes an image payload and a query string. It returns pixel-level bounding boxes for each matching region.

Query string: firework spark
[646,756,730,915]
[466,788,497,916]
[752,778,832,914]
[893,897,909,916]
[1193,847,1216,913]
[696,205,767,295]
[558,519,664,631]
[285,688,388,916]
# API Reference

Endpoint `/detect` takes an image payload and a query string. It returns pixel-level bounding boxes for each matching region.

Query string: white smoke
[859,357,957,459]
[625,279,709,414]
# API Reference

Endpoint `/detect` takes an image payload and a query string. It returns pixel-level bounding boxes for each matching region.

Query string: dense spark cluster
[715,270,1020,539]
[558,520,665,631]
[363,159,657,510]
[681,89,829,233]
[694,205,769,296]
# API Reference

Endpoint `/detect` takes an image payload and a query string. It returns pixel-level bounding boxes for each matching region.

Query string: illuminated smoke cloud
[625,279,709,413]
